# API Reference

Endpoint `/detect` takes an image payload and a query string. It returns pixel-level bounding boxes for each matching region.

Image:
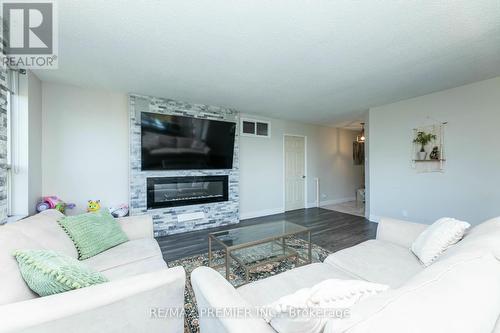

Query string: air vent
[241,118,271,138]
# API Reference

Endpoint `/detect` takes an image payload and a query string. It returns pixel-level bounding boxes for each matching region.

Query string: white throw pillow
[263,279,389,333]
[411,217,470,266]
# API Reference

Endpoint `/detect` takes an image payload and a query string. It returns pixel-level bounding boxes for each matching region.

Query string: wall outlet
[321,194,327,199]
[402,210,409,217]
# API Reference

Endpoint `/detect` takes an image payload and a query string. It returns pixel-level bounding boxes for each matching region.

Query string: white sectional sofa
[192,216,500,333]
[0,210,186,333]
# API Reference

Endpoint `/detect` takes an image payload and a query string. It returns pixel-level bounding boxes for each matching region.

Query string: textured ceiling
[34,0,500,126]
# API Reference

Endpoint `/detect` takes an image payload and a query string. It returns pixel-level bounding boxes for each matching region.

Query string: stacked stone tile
[0,34,8,223]
[129,94,240,236]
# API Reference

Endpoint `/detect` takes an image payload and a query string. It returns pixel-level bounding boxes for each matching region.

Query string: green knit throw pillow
[58,210,129,260]
[13,249,108,296]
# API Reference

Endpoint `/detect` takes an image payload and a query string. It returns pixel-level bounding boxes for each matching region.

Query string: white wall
[42,82,129,214]
[368,76,500,225]
[239,114,363,219]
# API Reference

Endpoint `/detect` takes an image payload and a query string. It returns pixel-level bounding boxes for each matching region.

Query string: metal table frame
[208,223,312,283]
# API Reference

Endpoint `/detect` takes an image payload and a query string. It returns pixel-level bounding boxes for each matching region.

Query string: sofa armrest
[191,267,275,333]
[376,217,428,248]
[117,214,154,240]
[0,267,186,333]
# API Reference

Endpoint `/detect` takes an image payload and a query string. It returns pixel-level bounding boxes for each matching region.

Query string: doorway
[284,135,306,211]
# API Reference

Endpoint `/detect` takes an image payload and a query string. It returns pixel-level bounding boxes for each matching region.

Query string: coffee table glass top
[209,220,308,248]
[231,242,298,266]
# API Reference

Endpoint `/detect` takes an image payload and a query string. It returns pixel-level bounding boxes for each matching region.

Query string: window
[3,68,18,220]
[0,69,14,223]
[6,88,12,216]
[241,118,271,138]
[2,69,32,221]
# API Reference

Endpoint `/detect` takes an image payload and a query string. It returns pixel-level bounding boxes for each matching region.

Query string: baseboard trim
[368,214,381,223]
[240,207,285,220]
[305,202,318,208]
[319,197,356,207]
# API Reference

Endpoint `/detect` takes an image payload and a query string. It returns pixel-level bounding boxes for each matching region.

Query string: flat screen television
[141,112,236,170]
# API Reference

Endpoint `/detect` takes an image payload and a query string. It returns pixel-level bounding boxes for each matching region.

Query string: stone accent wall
[129,94,240,236]
[0,36,8,223]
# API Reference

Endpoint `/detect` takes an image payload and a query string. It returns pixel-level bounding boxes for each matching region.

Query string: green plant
[413,131,437,152]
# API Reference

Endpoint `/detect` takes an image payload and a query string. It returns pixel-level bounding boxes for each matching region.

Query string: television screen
[141,112,236,170]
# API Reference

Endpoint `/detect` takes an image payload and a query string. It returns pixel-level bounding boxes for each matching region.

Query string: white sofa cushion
[100,256,167,280]
[0,229,41,305]
[83,238,163,272]
[325,250,500,333]
[4,210,78,258]
[494,317,500,333]
[411,217,470,266]
[324,240,423,288]
[83,238,166,281]
[441,216,500,260]
[237,263,353,307]
[265,279,388,333]
[376,217,428,248]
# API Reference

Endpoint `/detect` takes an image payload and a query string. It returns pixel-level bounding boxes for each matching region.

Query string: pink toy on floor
[44,196,61,209]
[36,196,76,214]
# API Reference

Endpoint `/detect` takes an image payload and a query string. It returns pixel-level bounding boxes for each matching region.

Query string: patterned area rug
[167,237,332,333]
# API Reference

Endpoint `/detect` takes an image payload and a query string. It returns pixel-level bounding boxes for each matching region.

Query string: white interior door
[284,135,306,211]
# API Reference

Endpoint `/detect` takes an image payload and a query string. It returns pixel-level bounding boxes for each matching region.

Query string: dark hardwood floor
[157,208,377,262]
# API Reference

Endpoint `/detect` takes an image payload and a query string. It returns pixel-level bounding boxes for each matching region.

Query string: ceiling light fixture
[357,123,366,143]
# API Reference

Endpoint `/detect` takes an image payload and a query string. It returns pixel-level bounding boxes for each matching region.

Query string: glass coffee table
[208,221,312,283]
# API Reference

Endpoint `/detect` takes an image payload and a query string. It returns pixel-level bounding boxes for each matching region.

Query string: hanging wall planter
[411,122,447,173]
